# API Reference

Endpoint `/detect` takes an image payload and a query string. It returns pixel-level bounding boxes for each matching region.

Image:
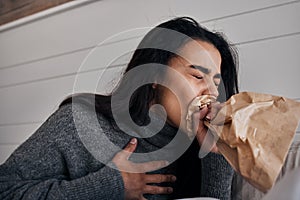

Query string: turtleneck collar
[110,110,180,149]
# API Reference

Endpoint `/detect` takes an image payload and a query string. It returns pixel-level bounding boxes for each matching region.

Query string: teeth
[197,95,216,109]
[185,95,216,139]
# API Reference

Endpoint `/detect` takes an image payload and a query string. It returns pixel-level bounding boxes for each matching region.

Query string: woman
[0,17,238,199]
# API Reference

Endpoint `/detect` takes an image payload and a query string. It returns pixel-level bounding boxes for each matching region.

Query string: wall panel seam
[1,1,299,70]
[1,30,299,74]
[0,143,20,145]
[0,121,43,126]
[235,32,300,46]
[1,32,300,90]
[201,0,300,24]
[0,34,143,71]
[0,62,127,89]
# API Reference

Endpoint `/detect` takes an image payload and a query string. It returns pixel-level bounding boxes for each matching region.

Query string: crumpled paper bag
[202,92,300,192]
[186,95,217,139]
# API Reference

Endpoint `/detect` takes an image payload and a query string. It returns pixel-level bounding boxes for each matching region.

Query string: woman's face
[157,39,221,130]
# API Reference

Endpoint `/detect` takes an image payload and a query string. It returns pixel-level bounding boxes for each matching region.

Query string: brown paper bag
[205,92,300,192]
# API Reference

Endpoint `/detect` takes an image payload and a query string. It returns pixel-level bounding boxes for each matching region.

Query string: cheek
[182,78,205,101]
[158,88,182,127]
[158,75,208,127]
[188,78,211,96]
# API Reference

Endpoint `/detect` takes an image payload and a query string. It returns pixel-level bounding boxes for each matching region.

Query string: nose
[202,77,219,98]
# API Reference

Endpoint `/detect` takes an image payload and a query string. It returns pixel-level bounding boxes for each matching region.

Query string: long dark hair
[60,17,239,125]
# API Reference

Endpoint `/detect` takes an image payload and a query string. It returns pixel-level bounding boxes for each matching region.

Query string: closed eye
[193,75,203,79]
[214,79,221,87]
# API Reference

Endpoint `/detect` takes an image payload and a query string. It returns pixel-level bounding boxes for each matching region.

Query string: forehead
[177,39,221,71]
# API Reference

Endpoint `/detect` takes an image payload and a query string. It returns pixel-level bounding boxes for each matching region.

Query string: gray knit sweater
[0,102,233,200]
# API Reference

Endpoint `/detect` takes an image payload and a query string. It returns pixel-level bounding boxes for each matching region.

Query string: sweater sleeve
[0,163,124,200]
[0,103,125,200]
[200,152,234,200]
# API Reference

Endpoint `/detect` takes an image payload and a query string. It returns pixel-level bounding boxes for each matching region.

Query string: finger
[192,106,209,132]
[198,106,210,120]
[206,101,222,121]
[143,185,173,195]
[140,196,147,200]
[122,138,138,159]
[208,101,223,108]
[144,174,176,184]
[191,106,209,124]
[132,160,169,173]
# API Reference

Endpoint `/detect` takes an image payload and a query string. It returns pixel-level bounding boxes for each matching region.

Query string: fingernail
[164,161,169,166]
[172,176,177,182]
[167,187,173,193]
[205,115,211,120]
[130,138,137,144]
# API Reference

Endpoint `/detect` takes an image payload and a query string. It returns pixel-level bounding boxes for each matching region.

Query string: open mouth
[185,95,216,139]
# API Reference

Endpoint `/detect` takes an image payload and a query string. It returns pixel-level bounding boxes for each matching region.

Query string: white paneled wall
[0,0,299,165]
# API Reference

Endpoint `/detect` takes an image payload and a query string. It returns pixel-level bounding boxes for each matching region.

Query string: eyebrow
[190,65,210,74]
[214,73,221,79]
[190,65,221,79]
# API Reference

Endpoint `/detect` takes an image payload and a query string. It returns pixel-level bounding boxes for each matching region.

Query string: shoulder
[53,102,123,145]
[17,102,104,146]
[49,102,130,155]
[46,102,104,132]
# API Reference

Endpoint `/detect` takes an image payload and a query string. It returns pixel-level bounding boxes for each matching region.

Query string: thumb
[123,138,138,159]
[199,106,209,120]
[192,106,209,133]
